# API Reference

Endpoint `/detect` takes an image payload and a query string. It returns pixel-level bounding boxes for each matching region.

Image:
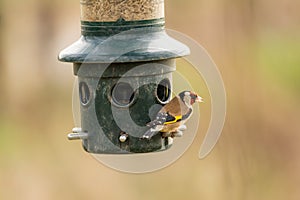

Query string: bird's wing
[163,96,191,117]
[143,111,185,139]
[147,96,192,127]
[142,94,195,139]
[147,111,184,127]
[146,112,169,128]
[162,96,182,116]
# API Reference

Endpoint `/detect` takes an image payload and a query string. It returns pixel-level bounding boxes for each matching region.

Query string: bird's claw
[172,125,187,137]
[178,125,187,132]
[142,125,187,139]
[172,130,184,138]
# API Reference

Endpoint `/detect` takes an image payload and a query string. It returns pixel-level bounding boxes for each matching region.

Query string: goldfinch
[142,91,203,139]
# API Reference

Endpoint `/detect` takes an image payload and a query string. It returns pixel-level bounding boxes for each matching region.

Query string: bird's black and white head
[179,91,203,107]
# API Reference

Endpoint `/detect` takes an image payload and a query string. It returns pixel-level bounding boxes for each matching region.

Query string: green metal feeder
[58,0,189,154]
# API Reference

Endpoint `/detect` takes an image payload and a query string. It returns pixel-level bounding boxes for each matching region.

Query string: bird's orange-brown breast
[159,96,191,133]
[161,96,190,117]
[160,122,181,133]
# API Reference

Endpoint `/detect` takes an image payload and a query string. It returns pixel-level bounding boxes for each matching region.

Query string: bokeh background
[0,0,300,199]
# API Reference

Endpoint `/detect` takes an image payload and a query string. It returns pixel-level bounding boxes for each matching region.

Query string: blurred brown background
[0,0,300,199]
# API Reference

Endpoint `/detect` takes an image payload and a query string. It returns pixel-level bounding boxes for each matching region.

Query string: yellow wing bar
[164,115,182,125]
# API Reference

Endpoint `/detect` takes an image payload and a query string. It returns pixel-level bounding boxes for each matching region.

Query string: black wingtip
[141,129,158,140]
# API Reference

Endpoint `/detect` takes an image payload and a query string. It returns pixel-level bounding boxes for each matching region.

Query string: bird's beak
[196,96,204,103]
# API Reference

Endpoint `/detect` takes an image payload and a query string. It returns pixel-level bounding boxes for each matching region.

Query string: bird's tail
[142,128,160,139]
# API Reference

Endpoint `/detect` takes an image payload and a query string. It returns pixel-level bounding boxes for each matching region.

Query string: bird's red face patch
[190,92,198,105]
[190,92,203,104]
[191,98,196,105]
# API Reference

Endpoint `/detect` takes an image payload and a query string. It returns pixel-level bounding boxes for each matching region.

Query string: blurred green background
[0,0,300,199]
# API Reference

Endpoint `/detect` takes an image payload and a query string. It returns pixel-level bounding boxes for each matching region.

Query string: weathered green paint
[76,60,175,153]
[58,8,190,154]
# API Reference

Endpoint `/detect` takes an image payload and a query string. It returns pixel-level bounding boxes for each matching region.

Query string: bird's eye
[156,78,171,104]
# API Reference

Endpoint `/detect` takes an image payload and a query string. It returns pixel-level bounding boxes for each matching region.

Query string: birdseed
[80,0,164,22]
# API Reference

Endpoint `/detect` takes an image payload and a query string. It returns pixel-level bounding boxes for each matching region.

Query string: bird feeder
[58,0,189,154]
